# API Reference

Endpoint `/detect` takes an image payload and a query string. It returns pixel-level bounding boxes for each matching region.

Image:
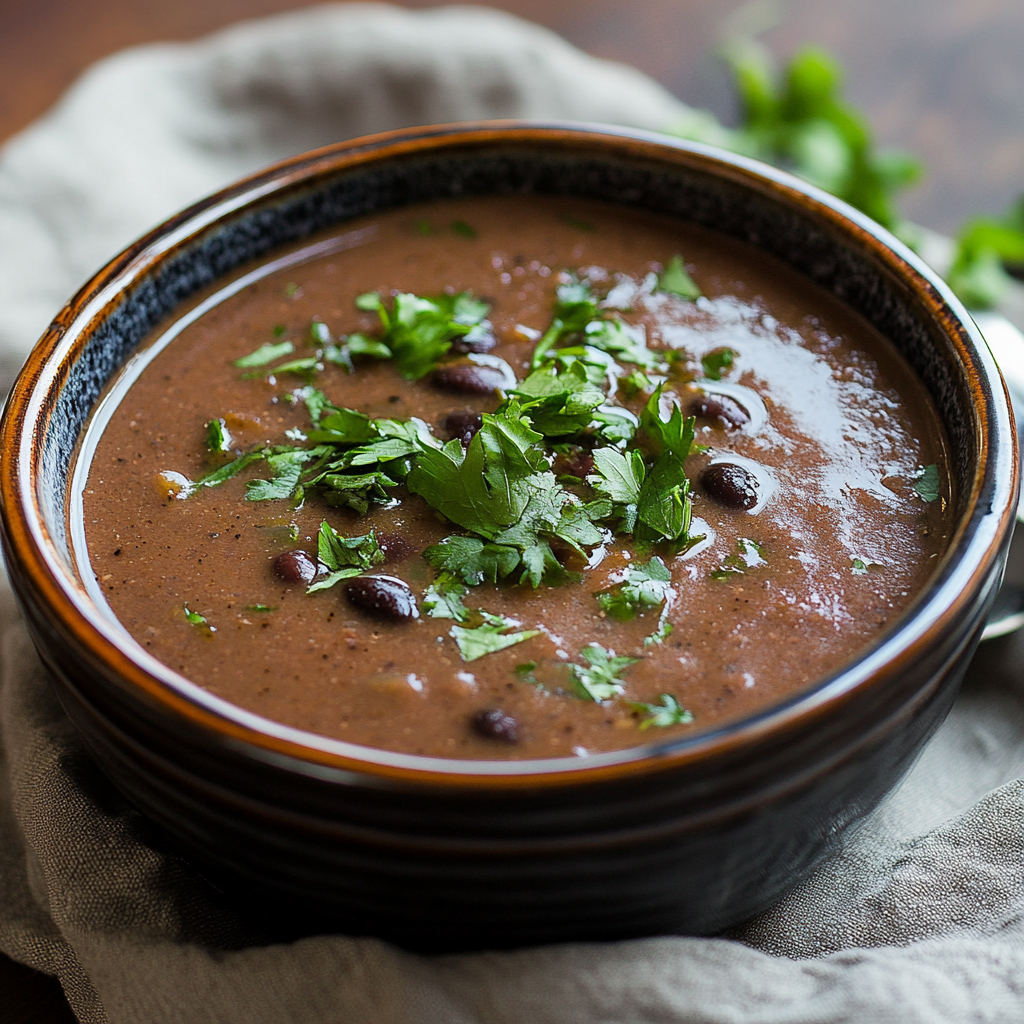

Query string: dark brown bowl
[0,123,1018,951]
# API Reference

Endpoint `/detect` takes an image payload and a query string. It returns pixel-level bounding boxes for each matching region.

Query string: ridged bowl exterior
[0,124,1018,951]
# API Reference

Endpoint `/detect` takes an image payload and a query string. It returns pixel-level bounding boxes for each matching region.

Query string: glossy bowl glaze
[0,123,1018,951]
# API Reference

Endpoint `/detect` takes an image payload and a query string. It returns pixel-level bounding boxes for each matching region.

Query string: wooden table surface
[1,1,1022,1020]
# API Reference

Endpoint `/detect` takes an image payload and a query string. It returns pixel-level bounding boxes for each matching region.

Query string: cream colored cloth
[1,6,1022,1023]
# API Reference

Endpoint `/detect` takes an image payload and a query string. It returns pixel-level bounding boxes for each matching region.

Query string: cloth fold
[1,5,1022,1022]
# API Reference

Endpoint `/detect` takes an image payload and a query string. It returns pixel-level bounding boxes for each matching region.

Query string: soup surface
[81,197,952,759]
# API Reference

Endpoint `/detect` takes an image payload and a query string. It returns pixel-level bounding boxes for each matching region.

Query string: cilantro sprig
[354,290,493,379]
[307,521,385,593]
[451,614,540,662]
[628,693,694,730]
[588,388,699,548]
[597,556,672,619]
[531,278,663,371]
[409,401,605,587]
[571,644,638,702]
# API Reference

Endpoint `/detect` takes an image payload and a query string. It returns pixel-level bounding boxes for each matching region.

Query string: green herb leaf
[423,536,521,586]
[183,603,216,636]
[701,348,735,380]
[657,255,702,301]
[358,291,493,380]
[307,521,385,592]
[450,614,540,662]
[643,619,674,647]
[597,556,672,620]
[422,573,471,621]
[451,220,477,238]
[571,643,638,702]
[234,340,295,368]
[246,449,316,502]
[628,693,693,730]
[710,538,768,580]
[913,464,941,502]
[194,448,269,489]
[205,418,233,454]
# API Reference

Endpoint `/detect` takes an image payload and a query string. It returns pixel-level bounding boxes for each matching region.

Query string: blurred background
[2,0,1024,234]
[1,1,1022,1021]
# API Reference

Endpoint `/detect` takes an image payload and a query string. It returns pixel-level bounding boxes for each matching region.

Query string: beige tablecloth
[1,6,1022,1022]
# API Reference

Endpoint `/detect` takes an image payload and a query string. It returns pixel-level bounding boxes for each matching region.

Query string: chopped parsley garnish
[183,603,215,635]
[245,604,277,613]
[913,464,941,502]
[307,521,385,593]
[205,418,233,454]
[643,619,674,647]
[451,220,477,238]
[450,614,540,662]
[571,644,638,702]
[711,538,767,579]
[588,389,698,547]
[628,693,694,730]
[422,573,471,621]
[409,401,604,587]
[657,255,702,301]
[701,348,735,380]
[851,556,883,575]
[354,290,493,379]
[234,341,294,368]
[531,277,663,371]
[597,556,672,620]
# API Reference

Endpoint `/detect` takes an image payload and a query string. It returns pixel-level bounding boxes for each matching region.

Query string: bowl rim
[1,120,1018,788]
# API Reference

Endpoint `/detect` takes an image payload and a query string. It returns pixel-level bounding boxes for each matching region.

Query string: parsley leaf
[205,418,233,453]
[657,255,702,301]
[701,348,735,380]
[510,362,606,438]
[913,464,941,502]
[183,603,216,636]
[423,536,521,586]
[531,278,662,371]
[194,448,270,489]
[628,693,694,730]
[356,290,493,379]
[710,538,767,580]
[422,573,471,621]
[409,402,602,586]
[308,521,385,593]
[450,614,540,662]
[643,619,674,647]
[597,556,672,620]
[571,643,638,702]
[234,340,294,368]
[246,449,317,501]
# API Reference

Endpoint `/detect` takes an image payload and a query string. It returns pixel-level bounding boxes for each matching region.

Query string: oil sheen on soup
[81,196,953,760]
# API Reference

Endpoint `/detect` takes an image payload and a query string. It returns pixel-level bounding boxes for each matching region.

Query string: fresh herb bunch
[184,271,707,727]
[672,37,1024,311]
[200,277,703,592]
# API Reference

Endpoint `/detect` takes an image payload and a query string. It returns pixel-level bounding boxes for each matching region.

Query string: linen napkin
[1,6,1022,1023]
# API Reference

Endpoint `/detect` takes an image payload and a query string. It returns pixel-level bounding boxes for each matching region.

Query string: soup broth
[80,196,952,759]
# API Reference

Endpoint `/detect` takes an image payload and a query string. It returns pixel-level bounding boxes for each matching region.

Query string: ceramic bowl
[0,123,1018,951]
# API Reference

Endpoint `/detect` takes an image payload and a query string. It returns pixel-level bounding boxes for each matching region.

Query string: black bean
[441,410,483,446]
[553,448,594,480]
[433,362,513,395]
[344,575,419,621]
[689,393,750,429]
[272,550,317,584]
[450,325,497,353]
[376,532,415,563]
[700,463,760,510]
[471,708,519,743]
